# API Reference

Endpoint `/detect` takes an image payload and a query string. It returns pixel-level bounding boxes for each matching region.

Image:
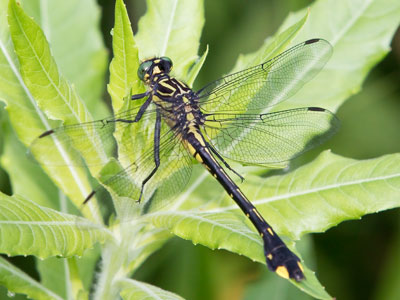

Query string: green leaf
[108,0,144,113]
[21,0,108,118]
[277,0,400,111]
[247,151,400,239]
[0,256,63,300]
[5,0,107,217]
[8,0,89,125]
[136,0,205,81]
[0,192,109,258]
[118,278,184,300]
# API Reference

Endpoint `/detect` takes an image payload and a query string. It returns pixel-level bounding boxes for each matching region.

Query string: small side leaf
[108,0,144,112]
[186,45,208,87]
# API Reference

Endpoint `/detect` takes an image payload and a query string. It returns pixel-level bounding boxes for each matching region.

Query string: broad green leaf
[0,256,62,300]
[118,278,184,300]
[136,0,204,81]
[0,0,46,147]
[149,151,400,242]
[0,192,109,258]
[108,0,144,112]
[5,0,106,218]
[277,0,400,111]
[8,0,90,126]
[21,0,108,118]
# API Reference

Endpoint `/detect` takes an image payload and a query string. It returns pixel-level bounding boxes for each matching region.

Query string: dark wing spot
[305,38,320,45]
[307,107,325,112]
[39,129,54,138]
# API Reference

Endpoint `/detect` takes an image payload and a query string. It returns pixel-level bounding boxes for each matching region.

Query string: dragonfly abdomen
[186,133,305,281]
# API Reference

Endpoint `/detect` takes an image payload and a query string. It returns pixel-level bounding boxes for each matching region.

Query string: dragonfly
[30,38,339,282]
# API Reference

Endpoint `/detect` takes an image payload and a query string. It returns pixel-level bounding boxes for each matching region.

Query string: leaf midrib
[209,167,400,212]
[160,0,178,56]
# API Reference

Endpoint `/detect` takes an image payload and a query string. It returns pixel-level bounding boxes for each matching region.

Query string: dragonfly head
[138,57,173,83]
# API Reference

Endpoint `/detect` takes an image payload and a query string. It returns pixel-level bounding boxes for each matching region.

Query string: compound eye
[138,61,153,81]
[160,56,173,73]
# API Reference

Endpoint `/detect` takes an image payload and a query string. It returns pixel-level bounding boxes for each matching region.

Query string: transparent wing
[100,123,193,217]
[28,105,158,167]
[203,107,339,165]
[197,39,332,113]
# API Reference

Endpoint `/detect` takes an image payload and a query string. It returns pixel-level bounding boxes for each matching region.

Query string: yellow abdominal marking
[253,208,264,221]
[195,153,203,163]
[267,227,274,236]
[297,262,304,272]
[186,113,194,121]
[267,253,272,260]
[275,266,289,279]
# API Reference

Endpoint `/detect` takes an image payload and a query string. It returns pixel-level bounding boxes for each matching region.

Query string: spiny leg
[131,91,149,100]
[138,109,162,202]
[112,96,152,124]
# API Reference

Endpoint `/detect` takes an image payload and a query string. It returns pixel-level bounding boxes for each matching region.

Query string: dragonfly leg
[206,142,244,182]
[112,96,152,124]
[138,109,162,202]
[131,91,149,100]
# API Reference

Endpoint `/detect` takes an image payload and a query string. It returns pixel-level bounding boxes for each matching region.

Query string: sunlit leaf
[0,192,109,258]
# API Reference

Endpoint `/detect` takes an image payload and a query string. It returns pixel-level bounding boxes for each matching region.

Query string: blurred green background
[1,0,399,299]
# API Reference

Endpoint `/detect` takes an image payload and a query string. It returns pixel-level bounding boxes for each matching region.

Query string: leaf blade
[0,192,109,258]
